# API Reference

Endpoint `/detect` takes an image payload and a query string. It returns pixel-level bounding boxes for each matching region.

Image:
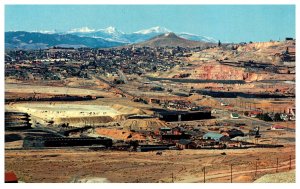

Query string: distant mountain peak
[30,30,57,34]
[99,26,124,34]
[164,32,177,37]
[68,27,96,33]
[134,26,171,34]
[67,26,124,36]
[104,26,117,33]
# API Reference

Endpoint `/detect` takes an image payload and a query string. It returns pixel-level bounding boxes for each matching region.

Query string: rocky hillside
[132,32,215,48]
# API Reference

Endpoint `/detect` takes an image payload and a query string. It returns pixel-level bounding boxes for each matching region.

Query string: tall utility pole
[203,167,206,183]
[230,164,233,183]
[255,161,258,177]
[276,158,279,173]
[289,155,292,170]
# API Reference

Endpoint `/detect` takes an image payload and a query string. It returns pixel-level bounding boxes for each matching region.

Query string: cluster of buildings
[5,107,283,152]
[135,125,255,151]
[5,46,194,81]
[160,100,197,110]
[247,108,296,121]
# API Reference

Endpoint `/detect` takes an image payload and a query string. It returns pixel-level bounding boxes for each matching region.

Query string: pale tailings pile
[57,116,114,126]
[121,118,167,130]
[111,104,146,115]
[8,103,122,125]
[254,170,295,183]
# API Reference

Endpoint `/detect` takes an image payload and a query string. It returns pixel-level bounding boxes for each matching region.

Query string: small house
[249,111,261,118]
[221,129,244,138]
[271,125,285,130]
[5,171,18,183]
[280,114,289,121]
[221,102,228,106]
[231,113,240,119]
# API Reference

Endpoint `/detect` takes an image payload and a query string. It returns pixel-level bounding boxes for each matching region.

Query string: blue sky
[5,5,295,43]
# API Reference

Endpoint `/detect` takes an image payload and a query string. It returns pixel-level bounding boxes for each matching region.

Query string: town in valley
[4,5,296,183]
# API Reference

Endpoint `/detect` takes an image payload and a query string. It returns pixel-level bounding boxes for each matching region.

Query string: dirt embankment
[56,116,115,126]
[5,83,116,98]
[121,118,167,130]
[95,128,146,141]
[111,104,146,115]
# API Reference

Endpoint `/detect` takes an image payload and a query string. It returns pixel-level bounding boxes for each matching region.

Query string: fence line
[173,154,295,183]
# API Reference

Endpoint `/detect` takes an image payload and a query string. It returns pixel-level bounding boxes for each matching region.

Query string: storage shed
[230,113,240,119]
[176,139,193,150]
[221,129,244,138]
[271,125,285,130]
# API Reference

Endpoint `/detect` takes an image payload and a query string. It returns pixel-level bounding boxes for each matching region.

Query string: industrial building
[23,136,113,148]
[155,110,211,122]
[5,112,32,130]
[176,139,193,150]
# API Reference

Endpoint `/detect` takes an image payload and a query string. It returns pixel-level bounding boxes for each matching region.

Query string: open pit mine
[5,36,295,183]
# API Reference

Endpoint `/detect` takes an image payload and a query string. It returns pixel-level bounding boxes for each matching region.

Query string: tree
[257,113,273,122]
[274,113,283,122]
[218,40,221,47]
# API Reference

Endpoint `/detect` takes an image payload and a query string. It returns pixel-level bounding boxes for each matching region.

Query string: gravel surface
[254,170,295,183]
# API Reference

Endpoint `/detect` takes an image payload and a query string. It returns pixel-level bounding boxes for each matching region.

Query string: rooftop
[177,139,192,145]
[203,132,224,139]
[5,171,18,182]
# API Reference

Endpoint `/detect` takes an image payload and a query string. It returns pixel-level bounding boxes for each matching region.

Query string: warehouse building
[155,110,211,122]
[23,136,113,148]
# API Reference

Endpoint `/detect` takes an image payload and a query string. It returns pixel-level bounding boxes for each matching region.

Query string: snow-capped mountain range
[63,26,217,43]
[133,26,171,34]
[5,26,217,50]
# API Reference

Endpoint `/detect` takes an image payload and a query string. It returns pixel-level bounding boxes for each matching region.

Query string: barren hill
[132,32,215,48]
